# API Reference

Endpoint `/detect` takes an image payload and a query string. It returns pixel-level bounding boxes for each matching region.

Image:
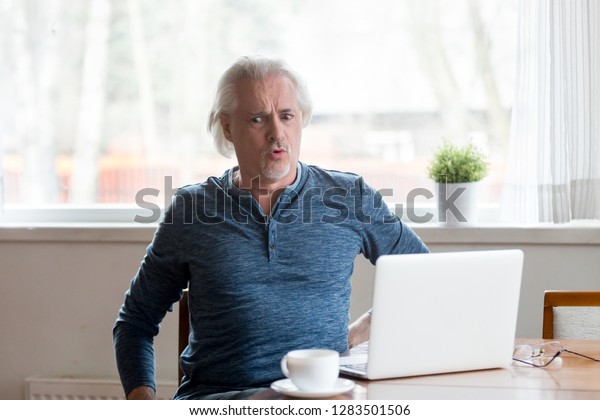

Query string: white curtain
[501,0,600,223]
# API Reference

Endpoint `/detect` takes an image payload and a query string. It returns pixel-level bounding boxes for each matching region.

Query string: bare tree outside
[12,0,60,205]
[409,0,472,145]
[70,0,111,203]
[467,0,510,153]
[127,0,159,159]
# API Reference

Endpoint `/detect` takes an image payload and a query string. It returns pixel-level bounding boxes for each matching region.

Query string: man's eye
[251,116,264,124]
[281,114,294,121]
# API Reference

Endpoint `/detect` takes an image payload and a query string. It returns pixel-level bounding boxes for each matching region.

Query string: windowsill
[1,220,599,245]
[0,223,156,243]
[410,221,600,245]
[1,204,599,244]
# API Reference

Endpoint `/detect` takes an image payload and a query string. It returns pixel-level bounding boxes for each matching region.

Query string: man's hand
[126,386,156,400]
[348,311,371,348]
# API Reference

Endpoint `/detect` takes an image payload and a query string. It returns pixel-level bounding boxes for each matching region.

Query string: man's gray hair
[207,56,313,158]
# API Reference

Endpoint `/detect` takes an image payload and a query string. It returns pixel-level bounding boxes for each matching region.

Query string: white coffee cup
[280,349,339,392]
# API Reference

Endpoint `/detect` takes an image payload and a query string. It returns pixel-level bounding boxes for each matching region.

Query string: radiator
[25,376,178,400]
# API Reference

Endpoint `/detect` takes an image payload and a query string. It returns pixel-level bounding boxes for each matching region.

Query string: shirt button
[270,243,276,249]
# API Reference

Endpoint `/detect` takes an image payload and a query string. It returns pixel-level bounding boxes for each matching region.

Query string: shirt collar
[227,162,303,193]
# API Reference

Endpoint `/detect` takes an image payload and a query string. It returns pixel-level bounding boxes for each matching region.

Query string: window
[0,0,517,221]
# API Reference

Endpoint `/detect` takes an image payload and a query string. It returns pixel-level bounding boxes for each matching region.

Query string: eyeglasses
[513,341,600,367]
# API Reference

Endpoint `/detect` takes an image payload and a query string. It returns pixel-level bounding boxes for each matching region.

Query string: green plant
[427,141,489,183]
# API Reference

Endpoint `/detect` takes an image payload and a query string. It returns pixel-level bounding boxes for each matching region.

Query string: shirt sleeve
[354,177,429,263]
[112,195,190,396]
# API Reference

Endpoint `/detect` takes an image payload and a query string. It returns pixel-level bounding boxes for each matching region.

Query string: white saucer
[270,378,355,398]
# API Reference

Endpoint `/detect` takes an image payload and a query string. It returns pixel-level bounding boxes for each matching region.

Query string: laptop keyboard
[352,341,369,354]
[340,341,369,373]
[345,363,367,372]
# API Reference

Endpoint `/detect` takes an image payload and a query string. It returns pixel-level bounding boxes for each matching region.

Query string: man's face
[220,75,303,186]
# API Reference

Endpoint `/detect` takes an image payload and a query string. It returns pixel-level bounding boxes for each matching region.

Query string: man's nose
[267,117,285,142]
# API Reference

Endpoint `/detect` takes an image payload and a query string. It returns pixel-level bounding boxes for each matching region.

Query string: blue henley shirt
[113,162,429,399]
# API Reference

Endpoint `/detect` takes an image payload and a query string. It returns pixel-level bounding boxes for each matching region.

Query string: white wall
[0,227,176,400]
[1,225,599,399]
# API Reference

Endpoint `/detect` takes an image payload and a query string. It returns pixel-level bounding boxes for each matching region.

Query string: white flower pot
[436,182,480,225]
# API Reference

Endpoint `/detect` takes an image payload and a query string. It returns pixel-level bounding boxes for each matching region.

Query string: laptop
[339,249,524,380]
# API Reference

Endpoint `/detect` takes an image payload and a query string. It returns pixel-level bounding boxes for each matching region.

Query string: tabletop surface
[251,339,600,400]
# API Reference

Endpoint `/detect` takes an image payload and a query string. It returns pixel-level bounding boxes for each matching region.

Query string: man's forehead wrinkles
[235,76,298,109]
[243,103,297,116]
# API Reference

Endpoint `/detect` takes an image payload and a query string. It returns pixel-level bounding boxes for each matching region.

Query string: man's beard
[260,142,292,181]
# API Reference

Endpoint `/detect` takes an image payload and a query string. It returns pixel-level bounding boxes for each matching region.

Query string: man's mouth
[270,148,286,158]
[264,144,289,159]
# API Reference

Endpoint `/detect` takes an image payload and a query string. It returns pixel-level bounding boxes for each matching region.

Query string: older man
[113,56,429,400]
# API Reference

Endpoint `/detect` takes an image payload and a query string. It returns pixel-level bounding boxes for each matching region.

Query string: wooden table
[251,339,600,400]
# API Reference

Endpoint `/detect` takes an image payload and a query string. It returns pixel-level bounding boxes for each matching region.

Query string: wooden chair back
[178,289,190,384]
[543,290,600,339]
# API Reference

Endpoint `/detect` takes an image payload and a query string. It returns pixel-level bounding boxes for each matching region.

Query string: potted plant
[427,141,489,225]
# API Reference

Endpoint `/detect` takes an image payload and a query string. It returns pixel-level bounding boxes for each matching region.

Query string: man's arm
[348,311,371,348]
[127,386,156,400]
[113,197,189,398]
[113,320,159,397]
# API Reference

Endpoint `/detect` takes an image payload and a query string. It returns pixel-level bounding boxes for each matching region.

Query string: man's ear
[220,114,233,142]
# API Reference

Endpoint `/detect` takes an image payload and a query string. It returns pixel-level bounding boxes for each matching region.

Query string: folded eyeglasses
[512,341,600,367]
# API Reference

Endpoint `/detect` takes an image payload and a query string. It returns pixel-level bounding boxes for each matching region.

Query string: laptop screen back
[364,249,523,380]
